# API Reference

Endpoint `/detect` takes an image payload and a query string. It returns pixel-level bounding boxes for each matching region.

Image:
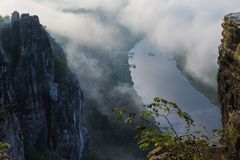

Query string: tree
[113,97,226,160]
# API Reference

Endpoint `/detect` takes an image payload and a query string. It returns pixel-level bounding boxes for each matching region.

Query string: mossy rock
[224,112,240,153]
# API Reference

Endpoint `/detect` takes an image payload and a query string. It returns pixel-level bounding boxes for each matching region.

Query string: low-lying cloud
[1,0,126,49]
[1,0,240,86]
[118,0,240,86]
[1,1,238,159]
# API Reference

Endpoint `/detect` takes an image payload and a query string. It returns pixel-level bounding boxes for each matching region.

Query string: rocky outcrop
[218,12,240,158]
[0,11,87,160]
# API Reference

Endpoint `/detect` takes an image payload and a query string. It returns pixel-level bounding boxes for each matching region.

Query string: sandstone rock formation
[218,12,240,159]
[218,13,240,158]
[0,11,87,160]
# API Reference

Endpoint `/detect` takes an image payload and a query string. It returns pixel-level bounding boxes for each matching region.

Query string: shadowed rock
[0,11,88,160]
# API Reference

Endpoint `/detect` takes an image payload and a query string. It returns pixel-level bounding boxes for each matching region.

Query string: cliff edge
[0,11,87,160]
[218,12,240,158]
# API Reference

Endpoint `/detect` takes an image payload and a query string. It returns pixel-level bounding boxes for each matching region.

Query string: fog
[1,0,239,159]
[1,0,240,86]
[118,0,240,86]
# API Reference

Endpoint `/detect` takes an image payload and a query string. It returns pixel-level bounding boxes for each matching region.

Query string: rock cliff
[0,11,87,160]
[218,12,240,158]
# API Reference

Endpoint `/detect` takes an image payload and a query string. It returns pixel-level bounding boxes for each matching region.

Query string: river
[129,39,222,133]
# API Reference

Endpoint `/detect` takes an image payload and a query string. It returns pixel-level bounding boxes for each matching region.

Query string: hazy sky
[1,0,240,86]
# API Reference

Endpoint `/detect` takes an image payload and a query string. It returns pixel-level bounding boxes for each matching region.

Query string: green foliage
[113,97,224,160]
[0,142,10,154]
[222,113,240,154]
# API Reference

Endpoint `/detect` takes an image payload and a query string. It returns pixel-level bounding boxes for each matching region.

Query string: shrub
[0,142,10,154]
[113,98,225,160]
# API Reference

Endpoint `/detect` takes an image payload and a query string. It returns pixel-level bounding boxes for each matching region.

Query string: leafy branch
[113,97,225,160]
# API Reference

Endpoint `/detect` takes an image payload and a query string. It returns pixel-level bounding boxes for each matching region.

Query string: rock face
[0,11,87,160]
[218,12,240,158]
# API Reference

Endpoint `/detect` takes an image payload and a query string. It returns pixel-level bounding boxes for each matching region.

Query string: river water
[129,39,222,133]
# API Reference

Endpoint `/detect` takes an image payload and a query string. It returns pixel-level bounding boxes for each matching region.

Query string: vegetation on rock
[0,142,10,154]
[218,13,240,159]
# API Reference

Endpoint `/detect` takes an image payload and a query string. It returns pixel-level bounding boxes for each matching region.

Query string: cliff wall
[218,12,240,158]
[0,11,87,160]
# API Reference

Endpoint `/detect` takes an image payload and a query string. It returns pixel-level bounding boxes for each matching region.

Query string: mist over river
[129,39,222,132]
